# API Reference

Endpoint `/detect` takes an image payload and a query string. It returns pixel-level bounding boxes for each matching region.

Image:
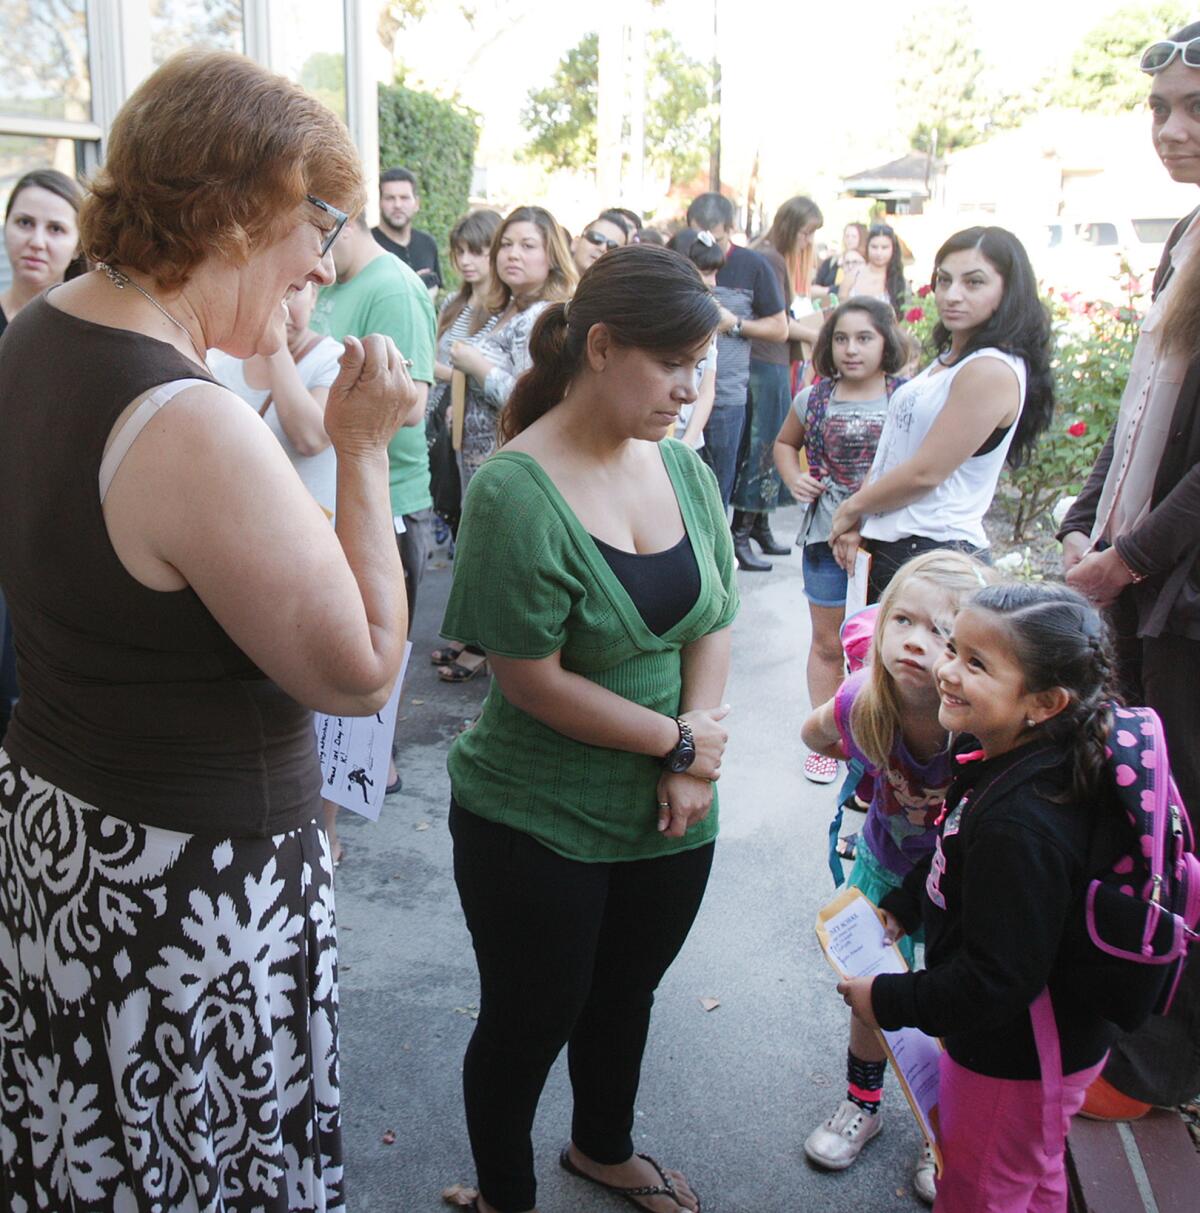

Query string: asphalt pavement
[334,503,929,1213]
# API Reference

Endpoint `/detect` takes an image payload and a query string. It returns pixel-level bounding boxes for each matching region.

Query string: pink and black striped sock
[846,1049,885,1114]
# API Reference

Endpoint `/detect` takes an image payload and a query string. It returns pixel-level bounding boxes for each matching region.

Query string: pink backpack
[1084,705,1200,1026]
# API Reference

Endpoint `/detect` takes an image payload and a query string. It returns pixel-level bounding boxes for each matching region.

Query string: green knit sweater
[441,439,739,862]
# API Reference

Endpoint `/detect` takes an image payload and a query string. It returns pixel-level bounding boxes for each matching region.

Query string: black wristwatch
[662,717,696,773]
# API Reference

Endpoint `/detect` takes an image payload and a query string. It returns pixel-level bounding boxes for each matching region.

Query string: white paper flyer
[816,885,944,1171]
[314,642,412,821]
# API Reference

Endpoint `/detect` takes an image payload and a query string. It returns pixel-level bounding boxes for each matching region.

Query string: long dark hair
[5,168,88,281]
[500,244,720,442]
[969,582,1115,804]
[811,297,907,379]
[867,223,906,314]
[928,226,1054,468]
[437,209,502,340]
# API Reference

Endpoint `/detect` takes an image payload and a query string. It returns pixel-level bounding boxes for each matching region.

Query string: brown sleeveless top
[0,297,320,836]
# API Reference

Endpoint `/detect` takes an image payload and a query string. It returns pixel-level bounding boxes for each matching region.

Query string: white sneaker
[804,1099,883,1170]
[804,752,840,784]
[913,1140,937,1205]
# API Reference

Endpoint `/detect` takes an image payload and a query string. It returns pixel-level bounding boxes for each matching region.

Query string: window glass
[150,0,245,65]
[0,135,88,294]
[1131,218,1177,244]
[270,0,347,120]
[0,0,92,123]
[1083,223,1119,247]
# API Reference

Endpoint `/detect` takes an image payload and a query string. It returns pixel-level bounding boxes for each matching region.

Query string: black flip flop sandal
[559,1147,700,1212]
[438,657,489,683]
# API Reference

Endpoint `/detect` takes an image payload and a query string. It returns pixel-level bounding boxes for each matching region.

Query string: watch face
[668,744,696,773]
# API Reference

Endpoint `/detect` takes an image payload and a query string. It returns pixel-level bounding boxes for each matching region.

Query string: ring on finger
[657,801,670,810]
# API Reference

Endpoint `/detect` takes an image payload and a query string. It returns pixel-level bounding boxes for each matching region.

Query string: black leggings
[449,800,714,1213]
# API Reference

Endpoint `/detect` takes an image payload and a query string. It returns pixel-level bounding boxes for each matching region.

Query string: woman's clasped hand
[656,703,730,837]
[325,332,418,455]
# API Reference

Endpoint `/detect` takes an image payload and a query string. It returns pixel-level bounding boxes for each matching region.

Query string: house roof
[841,152,935,199]
[843,153,931,183]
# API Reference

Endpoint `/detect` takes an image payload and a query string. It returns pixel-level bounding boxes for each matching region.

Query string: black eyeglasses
[584,229,621,251]
[306,194,349,255]
[1141,37,1200,74]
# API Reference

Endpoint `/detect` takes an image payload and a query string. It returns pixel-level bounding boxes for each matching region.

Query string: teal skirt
[847,844,923,969]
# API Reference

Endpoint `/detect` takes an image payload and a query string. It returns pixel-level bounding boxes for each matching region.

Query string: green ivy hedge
[377,82,479,287]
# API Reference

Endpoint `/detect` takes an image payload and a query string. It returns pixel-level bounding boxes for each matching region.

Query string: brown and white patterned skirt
[0,751,343,1212]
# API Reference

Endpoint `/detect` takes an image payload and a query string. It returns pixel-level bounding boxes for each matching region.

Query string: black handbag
[425,384,462,529]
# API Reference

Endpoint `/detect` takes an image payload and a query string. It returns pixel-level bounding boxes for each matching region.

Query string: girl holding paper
[800,550,994,1203]
[838,582,1124,1213]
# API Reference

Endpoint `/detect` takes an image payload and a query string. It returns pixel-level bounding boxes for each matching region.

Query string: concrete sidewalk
[334,505,928,1212]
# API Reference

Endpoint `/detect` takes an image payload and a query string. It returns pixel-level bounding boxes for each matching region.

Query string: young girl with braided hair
[800,549,994,1202]
[838,582,1125,1212]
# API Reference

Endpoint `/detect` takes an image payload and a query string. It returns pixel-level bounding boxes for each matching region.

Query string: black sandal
[438,656,489,683]
[559,1147,699,1212]
[431,643,464,666]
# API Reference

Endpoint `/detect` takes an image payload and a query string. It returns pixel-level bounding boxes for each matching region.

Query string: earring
[1024,717,1036,728]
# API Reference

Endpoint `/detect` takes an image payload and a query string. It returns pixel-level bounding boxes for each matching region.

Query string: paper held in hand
[314,642,412,822]
[815,884,944,1173]
[845,549,871,617]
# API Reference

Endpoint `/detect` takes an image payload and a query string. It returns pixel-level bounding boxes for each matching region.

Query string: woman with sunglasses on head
[441,206,578,682]
[0,169,87,742]
[0,53,414,1210]
[1056,22,1200,1124]
[828,226,1054,601]
[441,244,734,1213]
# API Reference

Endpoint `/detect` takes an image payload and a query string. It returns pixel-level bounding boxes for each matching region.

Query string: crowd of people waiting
[0,20,1199,1213]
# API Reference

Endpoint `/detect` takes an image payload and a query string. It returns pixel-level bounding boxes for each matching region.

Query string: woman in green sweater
[441,245,737,1213]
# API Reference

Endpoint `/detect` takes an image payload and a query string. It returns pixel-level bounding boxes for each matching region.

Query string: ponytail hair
[500,244,720,442]
[968,582,1116,804]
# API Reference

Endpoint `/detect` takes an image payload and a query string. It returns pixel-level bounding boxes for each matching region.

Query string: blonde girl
[799,549,994,1204]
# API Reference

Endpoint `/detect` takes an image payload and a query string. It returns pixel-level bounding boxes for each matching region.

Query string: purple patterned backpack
[1084,705,1200,1027]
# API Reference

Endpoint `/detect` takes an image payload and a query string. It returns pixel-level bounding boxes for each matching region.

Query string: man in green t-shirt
[312,213,436,799]
[312,211,436,621]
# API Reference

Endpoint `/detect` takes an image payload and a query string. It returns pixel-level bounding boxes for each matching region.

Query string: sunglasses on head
[1141,37,1200,74]
[584,229,621,251]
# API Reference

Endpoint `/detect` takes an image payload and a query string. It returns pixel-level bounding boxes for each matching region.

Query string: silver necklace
[100,263,210,371]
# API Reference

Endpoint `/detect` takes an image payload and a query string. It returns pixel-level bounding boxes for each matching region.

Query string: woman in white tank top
[829,227,1054,599]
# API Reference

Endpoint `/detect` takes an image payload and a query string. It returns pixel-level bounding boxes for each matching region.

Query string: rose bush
[996,286,1138,541]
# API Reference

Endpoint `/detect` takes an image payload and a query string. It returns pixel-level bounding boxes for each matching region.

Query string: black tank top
[0,297,320,836]
[591,532,701,635]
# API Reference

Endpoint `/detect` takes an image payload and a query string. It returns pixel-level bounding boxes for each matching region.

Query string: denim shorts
[803,541,848,607]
